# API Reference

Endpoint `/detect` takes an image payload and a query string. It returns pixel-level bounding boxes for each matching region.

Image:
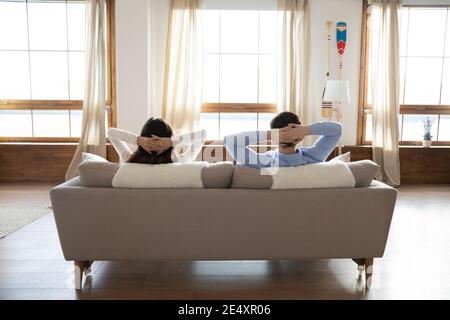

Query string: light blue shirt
[224,122,342,168]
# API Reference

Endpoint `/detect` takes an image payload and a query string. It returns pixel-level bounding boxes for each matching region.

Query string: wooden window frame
[201,103,276,113]
[357,1,450,146]
[0,0,117,143]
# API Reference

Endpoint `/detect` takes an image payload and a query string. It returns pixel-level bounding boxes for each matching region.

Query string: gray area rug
[0,206,51,238]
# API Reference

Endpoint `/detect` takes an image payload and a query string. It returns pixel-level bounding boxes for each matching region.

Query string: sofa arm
[51,177,83,190]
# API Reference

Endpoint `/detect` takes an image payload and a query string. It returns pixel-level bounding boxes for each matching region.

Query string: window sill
[0,142,115,147]
[348,145,450,149]
[0,142,78,146]
[399,145,450,149]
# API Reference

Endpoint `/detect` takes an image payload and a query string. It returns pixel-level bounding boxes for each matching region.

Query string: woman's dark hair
[128,117,174,164]
[270,112,301,129]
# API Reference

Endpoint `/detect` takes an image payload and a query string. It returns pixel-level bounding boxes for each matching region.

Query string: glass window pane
[69,52,84,100]
[0,110,32,137]
[30,52,69,100]
[407,9,447,57]
[73,110,106,138]
[202,54,219,103]
[438,115,450,141]
[70,110,82,138]
[0,51,31,99]
[365,114,403,142]
[259,11,277,54]
[219,113,257,139]
[259,55,276,103]
[367,59,373,105]
[200,112,219,141]
[399,8,409,57]
[220,54,258,103]
[202,10,220,53]
[441,58,450,105]
[446,10,450,57]
[28,1,67,50]
[258,113,276,131]
[399,57,406,104]
[67,1,85,51]
[33,110,70,137]
[404,57,442,105]
[0,1,28,50]
[105,49,110,101]
[365,114,373,142]
[220,10,258,54]
[399,115,404,141]
[402,115,438,141]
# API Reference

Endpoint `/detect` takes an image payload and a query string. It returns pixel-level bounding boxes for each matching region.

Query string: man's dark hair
[270,112,301,129]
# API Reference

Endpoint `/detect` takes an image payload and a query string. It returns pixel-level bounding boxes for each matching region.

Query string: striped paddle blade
[336,22,347,55]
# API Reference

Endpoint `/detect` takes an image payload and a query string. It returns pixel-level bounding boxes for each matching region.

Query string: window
[201,9,277,140]
[360,5,450,145]
[0,0,116,142]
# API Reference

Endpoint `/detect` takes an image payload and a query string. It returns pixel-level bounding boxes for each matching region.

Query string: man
[224,112,342,169]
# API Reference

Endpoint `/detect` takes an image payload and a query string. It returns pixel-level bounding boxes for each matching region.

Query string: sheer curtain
[369,0,401,186]
[277,0,310,120]
[66,0,107,180]
[161,0,203,132]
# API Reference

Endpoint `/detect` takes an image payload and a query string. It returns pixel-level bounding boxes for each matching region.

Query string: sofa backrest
[78,159,379,189]
[79,160,235,189]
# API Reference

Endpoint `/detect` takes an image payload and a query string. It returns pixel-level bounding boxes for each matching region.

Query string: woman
[108,118,206,164]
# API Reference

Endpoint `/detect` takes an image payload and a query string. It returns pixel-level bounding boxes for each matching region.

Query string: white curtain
[66,0,107,180]
[148,0,170,118]
[277,0,310,119]
[162,0,203,132]
[369,0,401,186]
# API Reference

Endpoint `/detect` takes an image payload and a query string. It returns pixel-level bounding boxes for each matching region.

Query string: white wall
[115,0,169,133]
[309,0,362,145]
[148,0,170,118]
[115,0,362,144]
[115,0,151,133]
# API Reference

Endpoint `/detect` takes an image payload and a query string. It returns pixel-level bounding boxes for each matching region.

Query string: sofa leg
[74,261,84,290]
[352,258,365,273]
[74,261,93,290]
[364,258,374,289]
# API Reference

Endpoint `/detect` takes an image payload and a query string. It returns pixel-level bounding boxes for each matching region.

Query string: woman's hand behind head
[150,136,173,155]
[137,136,173,155]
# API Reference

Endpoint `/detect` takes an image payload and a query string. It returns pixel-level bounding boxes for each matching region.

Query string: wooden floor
[1,183,450,300]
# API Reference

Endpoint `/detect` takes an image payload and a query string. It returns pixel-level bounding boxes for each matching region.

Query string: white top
[108,127,207,163]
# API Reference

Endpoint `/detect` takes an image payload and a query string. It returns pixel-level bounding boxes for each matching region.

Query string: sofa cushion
[347,160,380,187]
[231,159,378,189]
[78,160,120,187]
[79,160,233,189]
[232,162,356,189]
[82,152,108,162]
[201,161,235,188]
[269,161,355,189]
[112,162,208,189]
[231,166,273,189]
[329,151,351,163]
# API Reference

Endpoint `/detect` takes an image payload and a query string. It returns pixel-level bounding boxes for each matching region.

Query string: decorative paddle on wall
[321,20,333,118]
[336,21,347,80]
[335,21,348,120]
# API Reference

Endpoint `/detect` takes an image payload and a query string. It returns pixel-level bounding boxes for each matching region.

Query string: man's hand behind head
[279,124,311,145]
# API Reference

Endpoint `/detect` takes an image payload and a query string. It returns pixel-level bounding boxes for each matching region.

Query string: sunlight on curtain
[66,0,107,180]
[277,0,313,145]
[369,0,401,186]
[162,0,203,133]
